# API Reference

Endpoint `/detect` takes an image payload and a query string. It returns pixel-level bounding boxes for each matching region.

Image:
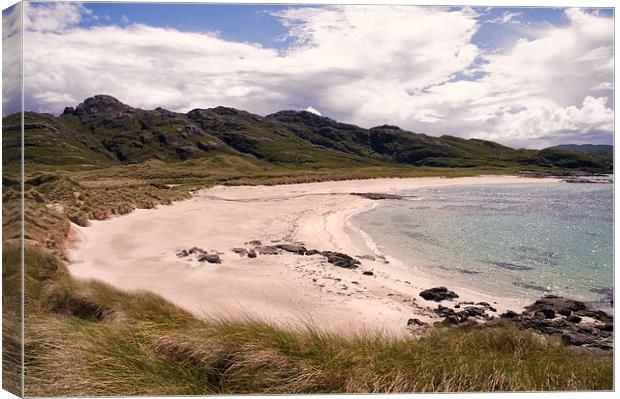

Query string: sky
[2,1,615,148]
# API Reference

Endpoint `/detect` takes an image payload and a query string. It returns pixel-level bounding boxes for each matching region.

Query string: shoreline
[68,175,561,336]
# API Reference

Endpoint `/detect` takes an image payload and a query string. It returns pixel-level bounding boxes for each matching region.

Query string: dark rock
[350,192,408,200]
[500,310,518,319]
[487,261,533,271]
[74,95,129,115]
[247,250,257,258]
[419,287,459,302]
[257,246,279,255]
[508,295,614,351]
[362,271,374,276]
[175,146,198,160]
[232,247,248,257]
[434,305,456,317]
[561,332,598,347]
[407,318,428,327]
[574,309,613,324]
[197,141,221,151]
[525,295,587,316]
[198,254,221,264]
[305,249,321,256]
[461,306,488,319]
[321,251,361,269]
[276,244,307,254]
[536,309,556,319]
[441,313,471,325]
[62,106,75,115]
[248,240,262,246]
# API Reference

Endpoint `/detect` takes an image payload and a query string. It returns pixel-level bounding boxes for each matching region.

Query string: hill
[2,95,613,173]
[546,144,613,158]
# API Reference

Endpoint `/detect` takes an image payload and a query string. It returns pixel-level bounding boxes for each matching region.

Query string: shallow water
[353,182,613,308]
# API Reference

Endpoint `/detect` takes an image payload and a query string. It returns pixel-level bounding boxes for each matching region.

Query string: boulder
[362,271,374,276]
[276,244,307,254]
[419,287,459,302]
[500,310,518,319]
[175,146,198,160]
[257,246,279,255]
[232,248,248,257]
[198,254,221,264]
[434,304,456,317]
[247,250,257,258]
[321,251,361,269]
[62,106,75,115]
[407,318,428,327]
[524,295,587,316]
[197,141,221,151]
[304,249,321,256]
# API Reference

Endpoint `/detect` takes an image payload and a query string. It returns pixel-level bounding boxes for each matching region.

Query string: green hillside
[546,144,613,158]
[2,95,613,173]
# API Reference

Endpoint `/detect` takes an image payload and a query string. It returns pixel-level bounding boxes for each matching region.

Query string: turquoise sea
[353,182,613,309]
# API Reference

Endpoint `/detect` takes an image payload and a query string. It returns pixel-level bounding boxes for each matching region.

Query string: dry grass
[2,157,613,395]
[0,245,610,396]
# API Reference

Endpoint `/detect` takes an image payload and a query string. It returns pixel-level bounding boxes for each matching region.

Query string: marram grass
[2,245,612,396]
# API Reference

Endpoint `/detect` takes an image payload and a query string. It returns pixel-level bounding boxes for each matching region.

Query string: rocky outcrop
[407,318,428,327]
[257,246,280,255]
[505,295,613,351]
[177,247,222,264]
[198,254,221,264]
[276,244,307,254]
[321,251,361,269]
[419,287,459,302]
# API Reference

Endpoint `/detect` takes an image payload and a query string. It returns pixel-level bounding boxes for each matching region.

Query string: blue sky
[78,3,612,53]
[3,2,614,148]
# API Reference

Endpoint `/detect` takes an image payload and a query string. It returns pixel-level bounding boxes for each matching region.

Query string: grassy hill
[2,95,613,173]
[546,144,613,158]
[2,95,613,395]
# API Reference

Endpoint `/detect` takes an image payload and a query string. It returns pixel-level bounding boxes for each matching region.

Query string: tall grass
[2,157,613,395]
[1,246,610,396]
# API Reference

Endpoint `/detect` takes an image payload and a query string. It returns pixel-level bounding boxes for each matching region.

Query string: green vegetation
[0,245,611,395]
[2,95,613,173]
[547,144,613,158]
[2,95,614,395]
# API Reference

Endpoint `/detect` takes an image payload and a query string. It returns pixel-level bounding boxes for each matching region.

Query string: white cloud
[304,106,322,116]
[10,4,615,148]
[3,4,22,114]
[591,82,613,91]
[23,1,88,33]
[489,11,522,24]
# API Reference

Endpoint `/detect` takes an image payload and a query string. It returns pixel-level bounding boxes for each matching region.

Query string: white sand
[68,175,560,336]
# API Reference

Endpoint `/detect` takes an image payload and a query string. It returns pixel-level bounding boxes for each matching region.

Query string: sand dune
[68,175,559,335]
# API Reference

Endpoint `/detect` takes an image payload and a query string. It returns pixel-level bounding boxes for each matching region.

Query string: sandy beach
[68,175,561,336]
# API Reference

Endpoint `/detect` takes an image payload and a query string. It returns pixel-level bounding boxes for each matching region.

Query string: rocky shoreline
[176,241,613,351]
[410,287,614,351]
